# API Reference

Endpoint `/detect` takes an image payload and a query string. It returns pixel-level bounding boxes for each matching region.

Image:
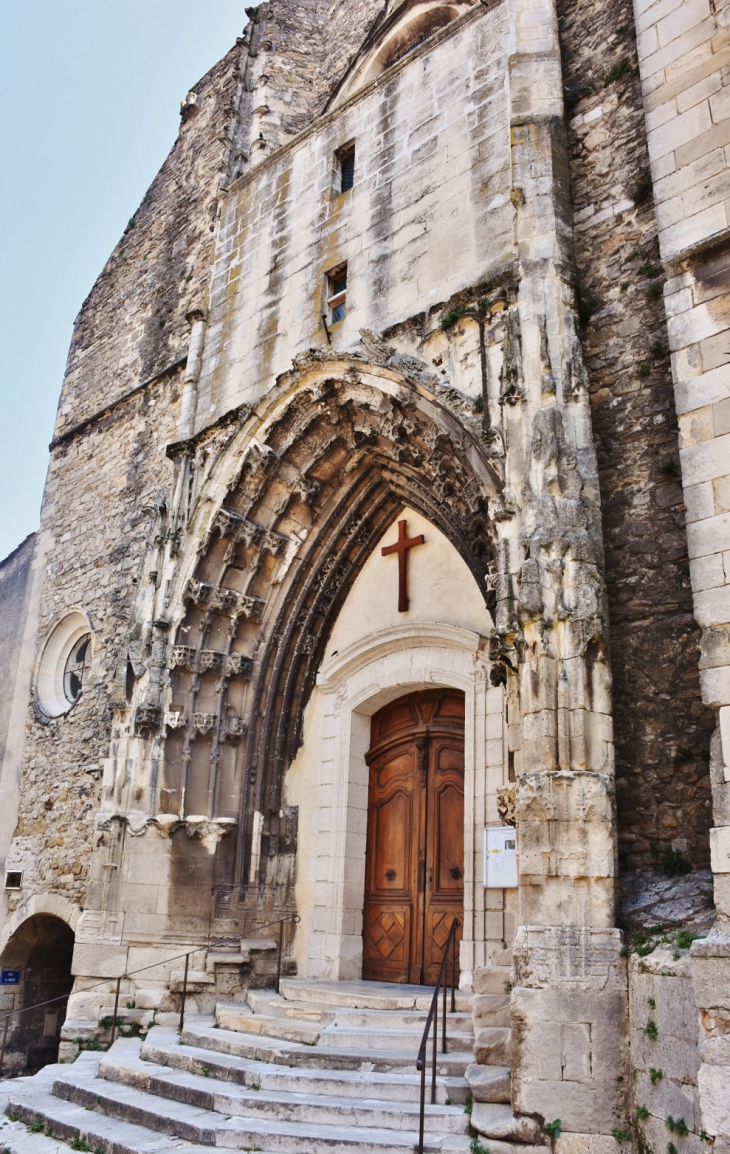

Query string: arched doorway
[0,914,75,1073]
[362,688,464,984]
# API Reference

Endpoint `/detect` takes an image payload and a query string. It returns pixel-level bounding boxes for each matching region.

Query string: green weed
[632,173,653,205]
[605,58,632,84]
[666,1116,689,1137]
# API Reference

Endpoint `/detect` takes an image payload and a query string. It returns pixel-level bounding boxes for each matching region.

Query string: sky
[0,1,255,561]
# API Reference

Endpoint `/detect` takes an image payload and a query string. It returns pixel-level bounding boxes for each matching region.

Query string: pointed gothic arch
[151,361,501,896]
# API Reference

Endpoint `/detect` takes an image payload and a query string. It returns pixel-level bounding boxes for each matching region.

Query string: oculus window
[34,611,93,719]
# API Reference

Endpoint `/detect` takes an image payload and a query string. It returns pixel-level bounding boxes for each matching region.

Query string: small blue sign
[0,970,20,986]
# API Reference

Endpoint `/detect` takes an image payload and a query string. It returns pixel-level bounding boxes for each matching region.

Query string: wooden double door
[362,689,464,985]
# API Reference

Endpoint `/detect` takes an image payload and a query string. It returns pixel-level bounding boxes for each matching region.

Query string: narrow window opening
[5,871,22,890]
[63,634,91,707]
[327,263,348,324]
[336,142,356,195]
[126,660,136,702]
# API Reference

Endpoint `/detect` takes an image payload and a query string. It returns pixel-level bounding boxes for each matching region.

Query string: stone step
[142,1030,469,1104]
[215,1002,322,1043]
[98,1045,470,1135]
[465,1061,511,1103]
[215,1008,471,1058]
[318,1026,474,1052]
[473,1025,512,1066]
[7,1084,218,1154]
[44,1066,459,1154]
[182,1021,474,1075]
[280,978,472,1013]
[470,1101,543,1144]
[248,992,474,1032]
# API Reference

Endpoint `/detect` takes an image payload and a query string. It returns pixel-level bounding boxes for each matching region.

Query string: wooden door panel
[363,740,420,983]
[369,789,412,896]
[423,734,464,984]
[363,907,411,976]
[363,690,464,985]
[432,783,464,894]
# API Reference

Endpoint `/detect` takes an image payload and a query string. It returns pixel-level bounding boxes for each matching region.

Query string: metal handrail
[0,913,301,1076]
[415,917,460,1154]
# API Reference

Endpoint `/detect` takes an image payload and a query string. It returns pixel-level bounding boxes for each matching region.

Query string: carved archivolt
[126,362,501,883]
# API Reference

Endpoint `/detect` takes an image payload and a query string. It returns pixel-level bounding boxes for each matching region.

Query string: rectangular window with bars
[327,263,348,324]
[335,142,355,196]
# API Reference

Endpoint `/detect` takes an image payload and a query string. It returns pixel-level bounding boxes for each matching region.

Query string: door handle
[385,869,396,881]
[450,866,461,880]
[418,859,426,892]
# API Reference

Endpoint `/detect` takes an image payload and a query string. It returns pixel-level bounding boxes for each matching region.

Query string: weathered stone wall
[557,0,715,873]
[628,949,705,1152]
[4,369,183,922]
[0,535,35,771]
[197,3,511,425]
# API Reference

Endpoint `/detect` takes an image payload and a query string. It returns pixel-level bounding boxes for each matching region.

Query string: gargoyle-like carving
[199,650,224,673]
[225,653,253,678]
[222,716,248,742]
[135,705,162,736]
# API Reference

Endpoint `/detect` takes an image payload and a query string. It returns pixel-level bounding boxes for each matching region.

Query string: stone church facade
[0,0,729,1147]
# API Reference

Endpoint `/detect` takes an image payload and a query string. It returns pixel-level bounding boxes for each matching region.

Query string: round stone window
[35,612,93,719]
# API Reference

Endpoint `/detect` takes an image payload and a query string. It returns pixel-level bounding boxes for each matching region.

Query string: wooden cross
[381,519,425,612]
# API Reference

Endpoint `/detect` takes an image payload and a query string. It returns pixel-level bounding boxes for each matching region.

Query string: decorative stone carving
[499,307,524,405]
[497,785,516,826]
[171,645,197,670]
[186,579,215,604]
[199,650,224,673]
[562,307,589,402]
[222,715,248,741]
[134,705,162,736]
[212,506,288,556]
[191,712,217,735]
[539,314,555,396]
[225,653,253,678]
[164,710,188,730]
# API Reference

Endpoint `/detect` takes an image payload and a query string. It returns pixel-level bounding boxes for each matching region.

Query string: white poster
[484,825,518,889]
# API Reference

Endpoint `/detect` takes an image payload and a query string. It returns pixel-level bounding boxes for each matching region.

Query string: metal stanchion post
[179,953,189,1033]
[0,1014,10,1077]
[109,977,122,1048]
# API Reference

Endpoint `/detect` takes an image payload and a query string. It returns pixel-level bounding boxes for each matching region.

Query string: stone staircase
[2,978,478,1154]
[2,970,551,1153]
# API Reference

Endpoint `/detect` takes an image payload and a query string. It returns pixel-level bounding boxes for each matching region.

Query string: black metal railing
[415,918,460,1154]
[0,912,301,1077]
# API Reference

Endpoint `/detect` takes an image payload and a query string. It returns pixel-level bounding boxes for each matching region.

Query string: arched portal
[285,505,508,984]
[158,371,498,910]
[0,914,75,1073]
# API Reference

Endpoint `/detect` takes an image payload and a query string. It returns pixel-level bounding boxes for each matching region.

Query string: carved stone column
[492,0,628,1139]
